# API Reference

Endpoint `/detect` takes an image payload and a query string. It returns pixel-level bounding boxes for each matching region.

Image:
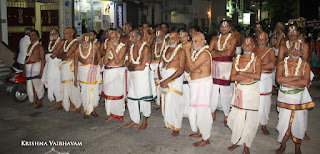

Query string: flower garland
[286,39,302,49]
[108,42,125,59]
[284,56,302,77]
[217,33,232,51]
[162,44,182,63]
[104,38,109,49]
[26,41,39,62]
[48,37,60,53]
[235,53,255,72]
[154,41,166,58]
[130,42,147,64]
[191,45,209,62]
[79,43,92,59]
[63,39,77,52]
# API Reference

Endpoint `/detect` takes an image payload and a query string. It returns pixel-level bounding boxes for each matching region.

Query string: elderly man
[227,37,261,154]
[57,27,82,113]
[151,29,166,106]
[124,29,156,130]
[17,27,32,70]
[275,41,314,154]
[24,30,45,109]
[185,32,212,147]
[41,28,63,109]
[103,30,127,123]
[278,23,309,62]
[158,32,185,137]
[209,20,237,126]
[74,34,102,119]
[253,32,276,135]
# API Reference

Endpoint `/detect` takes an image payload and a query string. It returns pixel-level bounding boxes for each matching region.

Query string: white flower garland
[217,33,231,51]
[162,44,182,63]
[48,37,60,53]
[284,56,302,77]
[286,39,302,49]
[104,38,109,49]
[130,42,147,64]
[235,53,255,72]
[154,41,166,58]
[191,45,209,62]
[63,39,77,52]
[108,42,125,59]
[79,43,92,59]
[26,41,39,62]
[93,39,98,44]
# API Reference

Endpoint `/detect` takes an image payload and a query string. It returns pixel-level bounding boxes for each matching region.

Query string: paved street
[0,80,319,154]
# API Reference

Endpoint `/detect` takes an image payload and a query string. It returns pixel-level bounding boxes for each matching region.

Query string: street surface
[0,80,319,154]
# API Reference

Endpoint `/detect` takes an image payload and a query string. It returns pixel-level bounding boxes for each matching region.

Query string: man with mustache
[124,29,156,130]
[42,28,63,109]
[275,41,314,154]
[74,34,103,119]
[158,32,185,137]
[228,37,261,154]
[209,20,237,127]
[253,32,276,135]
[186,32,212,147]
[103,30,127,123]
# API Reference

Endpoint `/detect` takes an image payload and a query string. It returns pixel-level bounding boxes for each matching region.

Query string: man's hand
[127,65,135,71]
[160,80,169,88]
[50,55,55,59]
[74,80,78,87]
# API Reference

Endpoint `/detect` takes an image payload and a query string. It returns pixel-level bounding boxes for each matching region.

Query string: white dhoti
[41,54,62,102]
[160,68,184,131]
[150,61,160,105]
[25,61,45,102]
[258,72,273,125]
[228,82,260,147]
[182,72,190,116]
[276,86,314,143]
[272,47,279,87]
[189,76,213,140]
[78,64,103,115]
[211,56,234,116]
[103,66,126,118]
[127,65,156,124]
[60,61,81,111]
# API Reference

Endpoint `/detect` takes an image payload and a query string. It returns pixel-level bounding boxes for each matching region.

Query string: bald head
[257,32,268,48]
[64,27,74,40]
[192,32,206,50]
[290,41,303,58]
[168,32,179,48]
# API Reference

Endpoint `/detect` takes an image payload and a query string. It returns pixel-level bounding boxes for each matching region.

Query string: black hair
[90,30,97,36]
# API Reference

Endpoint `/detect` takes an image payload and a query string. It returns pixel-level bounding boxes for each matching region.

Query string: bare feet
[243,144,250,154]
[83,114,89,120]
[275,144,286,154]
[68,108,76,112]
[56,104,63,110]
[117,117,124,123]
[193,139,210,147]
[123,122,138,128]
[172,130,179,137]
[228,144,240,151]
[224,116,228,127]
[163,126,169,130]
[28,103,37,107]
[104,116,115,122]
[138,119,148,131]
[48,104,58,109]
[74,109,81,115]
[261,125,270,135]
[189,133,202,138]
[91,111,99,118]
[212,110,216,121]
[35,103,43,109]
[304,133,311,140]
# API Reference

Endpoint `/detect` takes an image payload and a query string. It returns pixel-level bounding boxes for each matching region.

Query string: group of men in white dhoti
[23,21,314,152]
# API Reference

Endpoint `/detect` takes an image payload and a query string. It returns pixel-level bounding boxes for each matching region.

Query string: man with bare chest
[151,29,166,106]
[209,20,237,126]
[74,34,102,119]
[124,30,156,130]
[253,32,276,135]
[58,27,82,113]
[186,32,213,147]
[228,37,262,154]
[42,28,63,109]
[158,32,185,137]
[102,30,127,123]
[89,30,100,50]
[275,41,314,154]
[24,30,45,109]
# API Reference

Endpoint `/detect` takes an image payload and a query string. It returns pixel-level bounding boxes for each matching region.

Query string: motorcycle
[6,66,28,102]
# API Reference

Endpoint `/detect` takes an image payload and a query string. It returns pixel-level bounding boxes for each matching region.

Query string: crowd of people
[17,19,318,154]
